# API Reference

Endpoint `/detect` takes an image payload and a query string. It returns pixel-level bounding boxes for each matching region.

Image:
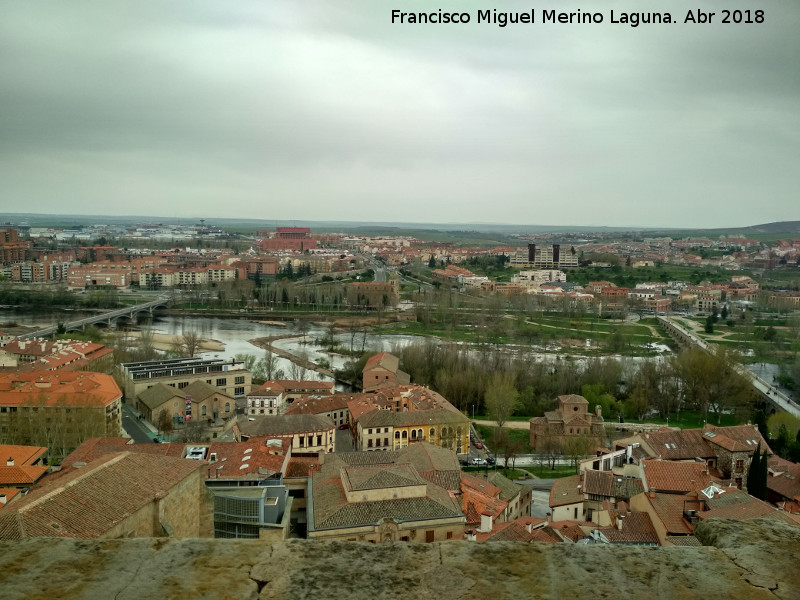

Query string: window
[235,376,245,385]
[368,429,373,435]
[224,402,230,413]
[446,531,453,540]
[402,431,407,438]
[178,382,188,389]
[201,406,207,416]
[430,428,435,438]
[384,438,389,446]
[395,432,400,439]
[216,378,226,387]
[574,507,578,519]
[368,439,373,448]
[735,459,744,471]
[235,387,245,396]
[316,435,322,446]
[426,531,435,543]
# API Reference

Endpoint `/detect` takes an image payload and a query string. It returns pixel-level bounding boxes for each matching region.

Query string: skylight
[704,432,717,438]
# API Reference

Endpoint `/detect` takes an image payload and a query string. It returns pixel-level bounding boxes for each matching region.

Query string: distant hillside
[1,213,798,237]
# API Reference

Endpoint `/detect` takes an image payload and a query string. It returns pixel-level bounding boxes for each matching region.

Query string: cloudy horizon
[1,1,798,228]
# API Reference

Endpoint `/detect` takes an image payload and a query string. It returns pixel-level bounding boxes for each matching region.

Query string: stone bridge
[18,295,172,339]
[658,315,800,418]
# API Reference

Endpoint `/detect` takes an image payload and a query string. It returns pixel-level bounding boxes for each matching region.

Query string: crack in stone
[114,543,151,600]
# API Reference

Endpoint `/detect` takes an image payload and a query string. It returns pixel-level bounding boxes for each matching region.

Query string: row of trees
[393,340,755,425]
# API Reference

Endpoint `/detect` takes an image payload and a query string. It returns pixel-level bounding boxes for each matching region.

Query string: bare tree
[263,347,278,380]
[157,409,174,436]
[178,330,202,357]
[485,372,520,430]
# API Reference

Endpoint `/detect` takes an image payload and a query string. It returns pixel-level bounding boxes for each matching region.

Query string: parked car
[471,457,487,466]
[474,443,483,450]
[338,423,349,430]
[486,456,496,465]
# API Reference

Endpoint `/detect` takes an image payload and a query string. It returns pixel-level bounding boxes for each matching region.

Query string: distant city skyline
[1,2,798,228]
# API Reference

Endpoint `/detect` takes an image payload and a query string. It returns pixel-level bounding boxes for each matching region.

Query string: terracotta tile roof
[284,393,352,416]
[643,428,713,460]
[531,527,563,543]
[310,451,462,530]
[239,414,334,438]
[58,438,134,474]
[285,456,321,478]
[0,371,121,408]
[555,524,588,542]
[358,408,469,429]
[0,445,47,468]
[644,492,694,535]
[478,518,551,543]
[597,512,659,545]
[642,460,720,493]
[363,352,398,372]
[0,487,23,507]
[485,472,526,502]
[343,463,424,491]
[666,535,702,546]
[461,471,501,494]
[550,475,583,508]
[0,452,204,540]
[60,437,289,482]
[699,488,796,524]
[701,424,771,453]
[0,464,48,487]
[767,457,800,502]
[583,470,614,497]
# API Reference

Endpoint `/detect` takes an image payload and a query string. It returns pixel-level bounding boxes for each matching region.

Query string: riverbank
[122,331,225,353]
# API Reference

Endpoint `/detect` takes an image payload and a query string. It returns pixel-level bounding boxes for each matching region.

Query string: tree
[704,315,714,334]
[564,434,593,471]
[179,419,210,443]
[428,255,436,269]
[263,347,279,381]
[672,347,753,423]
[485,372,520,430]
[177,330,202,357]
[157,409,174,437]
[721,305,728,320]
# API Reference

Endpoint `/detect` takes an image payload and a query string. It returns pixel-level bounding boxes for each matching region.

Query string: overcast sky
[1,1,798,228]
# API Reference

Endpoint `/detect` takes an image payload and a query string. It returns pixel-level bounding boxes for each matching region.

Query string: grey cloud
[0,0,797,226]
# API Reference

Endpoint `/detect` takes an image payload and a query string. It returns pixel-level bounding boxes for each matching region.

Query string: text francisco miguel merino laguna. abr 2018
[391,8,765,27]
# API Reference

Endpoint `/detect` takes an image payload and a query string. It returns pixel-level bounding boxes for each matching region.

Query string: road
[121,403,159,444]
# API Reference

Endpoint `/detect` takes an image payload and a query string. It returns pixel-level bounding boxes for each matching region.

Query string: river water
[0,309,681,387]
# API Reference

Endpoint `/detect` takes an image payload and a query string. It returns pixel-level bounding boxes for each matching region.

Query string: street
[121,403,158,444]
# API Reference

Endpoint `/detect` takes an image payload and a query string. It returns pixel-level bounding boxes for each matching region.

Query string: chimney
[617,515,625,531]
[525,522,533,534]
[649,490,656,499]
[479,513,493,533]
[595,405,602,418]
[6,457,13,467]
[0,493,6,505]
[464,529,477,541]
[546,512,552,525]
